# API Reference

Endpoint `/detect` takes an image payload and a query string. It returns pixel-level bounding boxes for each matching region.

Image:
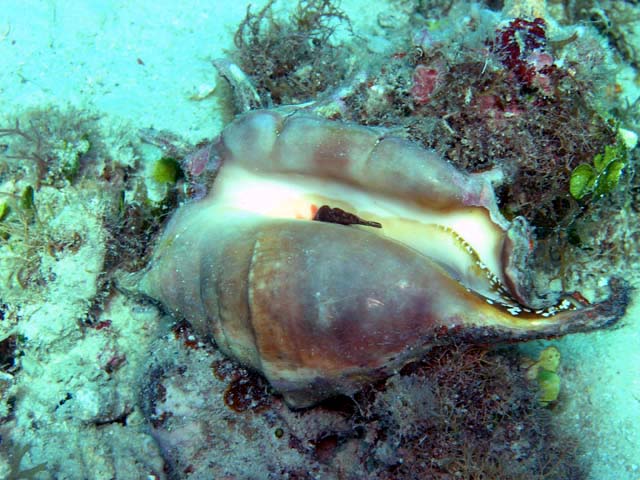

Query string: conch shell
[137,109,629,408]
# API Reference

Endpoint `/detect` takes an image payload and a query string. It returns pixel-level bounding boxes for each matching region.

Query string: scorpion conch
[137,109,629,408]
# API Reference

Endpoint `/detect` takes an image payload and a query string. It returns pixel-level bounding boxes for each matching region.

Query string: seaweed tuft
[232,0,353,105]
[0,106,101,187]
[359,345,587,479]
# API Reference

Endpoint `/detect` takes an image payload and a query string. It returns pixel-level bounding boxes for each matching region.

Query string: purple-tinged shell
[137,109,629,408]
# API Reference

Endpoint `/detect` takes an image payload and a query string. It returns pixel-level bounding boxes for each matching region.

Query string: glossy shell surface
[139,110,629,407]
